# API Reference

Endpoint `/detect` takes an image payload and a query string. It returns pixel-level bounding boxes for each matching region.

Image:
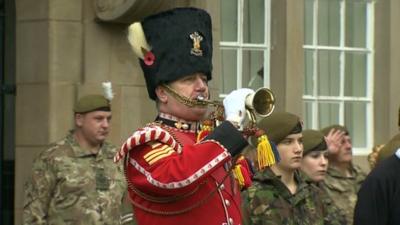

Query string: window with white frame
[220,0,271,97]
[303,0,375,154]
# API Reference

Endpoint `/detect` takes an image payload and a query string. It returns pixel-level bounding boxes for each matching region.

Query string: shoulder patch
[114,125,182,162]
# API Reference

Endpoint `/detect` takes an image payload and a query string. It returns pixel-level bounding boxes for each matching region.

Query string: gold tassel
[257,134,277,170]
[233,164,245,188]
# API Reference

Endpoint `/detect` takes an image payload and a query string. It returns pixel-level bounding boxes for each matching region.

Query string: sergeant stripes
[144,142,175,165]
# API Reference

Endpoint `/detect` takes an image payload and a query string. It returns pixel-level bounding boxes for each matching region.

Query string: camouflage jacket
[241,168,340,225]
[23,131,136,225]
[322,164,366,225]
[300,172,347,225]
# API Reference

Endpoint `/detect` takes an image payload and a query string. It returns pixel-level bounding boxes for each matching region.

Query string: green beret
[302,129,327,155]
[74,95,111,113]
[377,133,400,163]
[321,124,349,136]
[257,112,302,144]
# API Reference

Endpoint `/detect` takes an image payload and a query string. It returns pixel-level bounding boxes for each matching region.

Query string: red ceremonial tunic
[115,117,248,225]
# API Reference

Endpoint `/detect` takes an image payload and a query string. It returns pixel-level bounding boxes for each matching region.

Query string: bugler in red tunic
[115,116,249,225]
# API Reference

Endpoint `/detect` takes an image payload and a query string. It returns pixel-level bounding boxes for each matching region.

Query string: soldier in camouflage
[321,125,366,225]
[242,112,339,225]
[23,93,137,225]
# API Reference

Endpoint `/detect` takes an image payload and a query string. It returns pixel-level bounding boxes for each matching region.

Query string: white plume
[102,81,114,101]
[128,22,151,59]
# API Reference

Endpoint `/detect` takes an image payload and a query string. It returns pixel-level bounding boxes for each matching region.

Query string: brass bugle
[196,87,275,118]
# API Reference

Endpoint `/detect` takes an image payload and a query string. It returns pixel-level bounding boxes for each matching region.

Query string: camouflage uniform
[23,131,136,225]
[242,168,340,225]
[322,164,366,225]
[300,172,347,225]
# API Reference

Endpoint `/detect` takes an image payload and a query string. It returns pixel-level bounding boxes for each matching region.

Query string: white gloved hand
[223,88,255,127]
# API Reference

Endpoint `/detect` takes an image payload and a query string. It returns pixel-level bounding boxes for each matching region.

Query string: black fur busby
[128,7,213,100]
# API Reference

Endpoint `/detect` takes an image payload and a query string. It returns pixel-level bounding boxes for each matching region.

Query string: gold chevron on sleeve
[144,142,164,158]
[147,150,174,165]
[145,146,171,161]
[144,143,175,165]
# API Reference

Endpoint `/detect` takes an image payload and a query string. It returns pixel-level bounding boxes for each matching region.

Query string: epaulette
[114,125,182,162]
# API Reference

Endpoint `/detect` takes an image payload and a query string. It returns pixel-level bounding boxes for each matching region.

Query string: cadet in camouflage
[242,169,339,225]
[321,125,366,225]
[300,129,347,225]
[242,112,338,225]
[23,93,137,225]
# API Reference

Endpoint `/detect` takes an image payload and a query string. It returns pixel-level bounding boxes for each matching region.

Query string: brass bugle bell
[196,87,275,120]
[245,88,275,118]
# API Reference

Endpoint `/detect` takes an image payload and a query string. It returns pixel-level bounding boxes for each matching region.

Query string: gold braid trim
[162,84,208,107]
